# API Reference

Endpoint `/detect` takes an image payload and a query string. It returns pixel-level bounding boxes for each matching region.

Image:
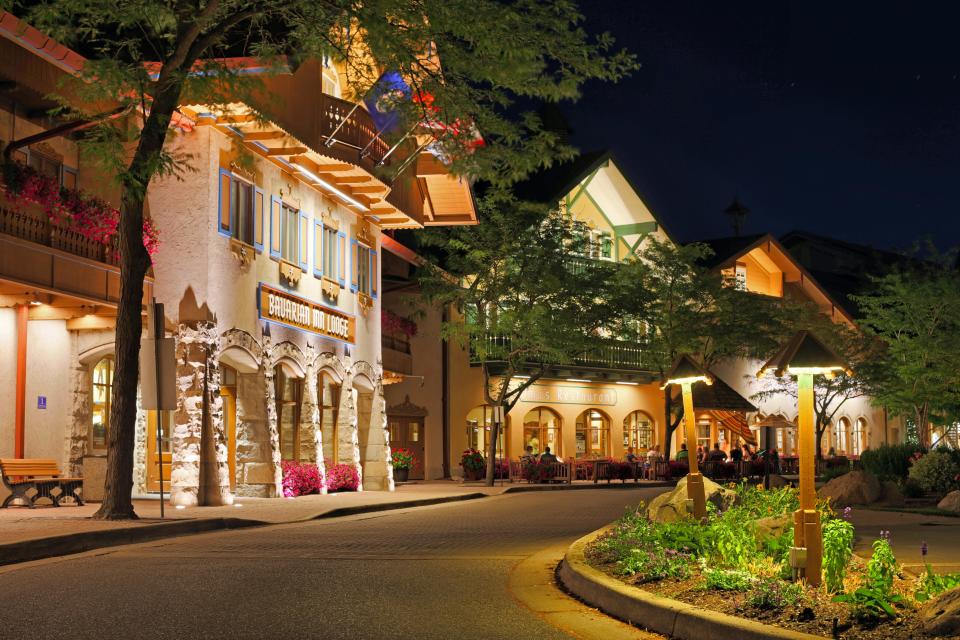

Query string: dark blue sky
[564,1,960,249]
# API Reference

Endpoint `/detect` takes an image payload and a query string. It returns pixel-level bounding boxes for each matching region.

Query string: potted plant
[461,448,486,481]
[391,447,416,483]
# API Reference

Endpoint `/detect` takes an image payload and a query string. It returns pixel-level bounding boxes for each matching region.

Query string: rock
[938,490,960,512]
[767,474,791,489]
[646,475,738,523]
[754,514,791,544]
[880,480,905,506]
[920,585,960,636]
[818,470,881,508]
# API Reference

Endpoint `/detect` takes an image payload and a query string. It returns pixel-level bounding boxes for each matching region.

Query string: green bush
[834,536,904,622]
[618,547,693,582]
[703,566,755,591]
[746,577,804,610]
[908,451,960,495]
[860,443,925,481]
[822,518,855,593]
[709,506,758,569]
[901,478,925,498]
[915,564,960,603]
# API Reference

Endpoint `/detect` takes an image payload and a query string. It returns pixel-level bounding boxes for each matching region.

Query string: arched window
[852,418,867,456]
[90,357,114,451]
[322,56,341,98]
[834,417,851,455]
[319,371,341,465]
[576,409,611,458]
[276,365,305,461]
[465,405,507,458]
[523,407,561,457]
[623,411,654,452]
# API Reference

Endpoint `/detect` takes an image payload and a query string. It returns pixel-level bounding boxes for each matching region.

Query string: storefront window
[576,408,610,458]
[276,366,305,462]
[623,411,654,451]
[465,405,507,458]
[90,357,113,451]
[319,372,340,465]
[523,407,561,457]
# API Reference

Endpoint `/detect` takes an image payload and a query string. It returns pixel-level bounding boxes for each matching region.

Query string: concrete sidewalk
[848,507,960,574]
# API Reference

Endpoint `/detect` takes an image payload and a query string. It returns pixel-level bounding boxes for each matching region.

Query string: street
[0,488,661,640]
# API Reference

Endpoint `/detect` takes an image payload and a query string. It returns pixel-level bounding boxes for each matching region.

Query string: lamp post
[757,331,851,587]
[663,355,713,521]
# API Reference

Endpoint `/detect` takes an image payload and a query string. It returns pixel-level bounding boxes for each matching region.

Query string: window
[275,366,307,462]
[522,407,561,457]
[91,357,114,451]
[852,418,867,456]
[834,418,851,455]
[576,409,610,458]
[218,168,264,250]
[280,203,299,263]
[465,405,507,457]
[318,372,341,465]
[624,411,654,451]
[29,149,62,182]
[734,263,747,291]
[322,56,341,98]
[350,238,378,298]
[322,225,339,277]
[697,418,712,452]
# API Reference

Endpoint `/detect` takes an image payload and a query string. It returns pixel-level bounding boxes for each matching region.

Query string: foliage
[902,478,925,498]
[852,258,960,447]
[2,162,159,256]
[834,535,904,622]
[381,310,418,338]
[326,463,360,492]
[618,547,694,583]
[390,448,416,470]
[860,443,927,481]
[915,564,960,603]
[908,450,960,495]
[460,448,485,472]
[703,566,755,592]
[521,461,557,483]
[736,482,800,518]
[746,577,805,611]
[710,506,758,569]
[281,461,324,497]
[822,518,855,593]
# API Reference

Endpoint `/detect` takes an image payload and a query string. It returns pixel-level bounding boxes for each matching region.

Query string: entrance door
[220,382,238,490]
[388,417,424,480]
[146,411,172,493]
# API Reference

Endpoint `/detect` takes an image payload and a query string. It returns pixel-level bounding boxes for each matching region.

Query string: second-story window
[29,148,62,182]
[735,263,747,291]
[218,167,264,251]
[350,238,378,299]
[230,178,254,246]
[323,226,338,276]
[280,203,299,263]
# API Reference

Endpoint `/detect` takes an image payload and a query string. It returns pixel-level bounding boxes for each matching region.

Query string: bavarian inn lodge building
[0,13,475,505]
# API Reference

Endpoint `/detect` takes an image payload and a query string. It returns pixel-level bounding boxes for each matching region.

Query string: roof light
[566,378,591,383]
[616,381,639,386]
[293,164,369,212]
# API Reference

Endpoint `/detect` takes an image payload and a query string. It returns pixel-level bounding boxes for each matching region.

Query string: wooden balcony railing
[470,334,659,372]
[0,201,119,266]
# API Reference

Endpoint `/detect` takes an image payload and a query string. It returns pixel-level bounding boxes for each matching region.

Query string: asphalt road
[0,487,662,640]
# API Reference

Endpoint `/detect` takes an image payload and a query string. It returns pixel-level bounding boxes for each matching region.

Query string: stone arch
[349,361,390,491]
[78,341,115,366]
[218,329,263,373]
[314,351,347,383]
[271,340,307,378]
[350,360,379,389]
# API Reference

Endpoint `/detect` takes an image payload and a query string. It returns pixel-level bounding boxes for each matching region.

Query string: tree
[419,195,617,485]
[21,0,635,518]
[852,260,960,448]
[610,238,789,458]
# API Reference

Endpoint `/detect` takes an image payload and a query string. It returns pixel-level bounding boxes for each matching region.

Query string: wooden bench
[0,458,84,508]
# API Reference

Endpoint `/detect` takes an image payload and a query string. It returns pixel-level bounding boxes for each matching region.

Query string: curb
[311,492,488,519]
[558,526,822,640]
[504,482,674,494]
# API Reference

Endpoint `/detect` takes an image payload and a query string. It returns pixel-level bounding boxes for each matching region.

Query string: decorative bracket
[229,238,255,268]
[279,259,301,286]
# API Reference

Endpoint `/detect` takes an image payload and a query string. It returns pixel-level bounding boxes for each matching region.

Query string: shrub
[915,564,960,603]
[901,478,925,498]
[709,506,758,569]
[460,448,485,472]
[704,566,755,591]
[746,577,804,610]
[619,547,693,582]
[522,461,555,483]
[908,450,960,495]
[822,517,855,593]
[281,461,324,497]
[834,534,904,621]
[860,443,926,481]
[326,463,360,492]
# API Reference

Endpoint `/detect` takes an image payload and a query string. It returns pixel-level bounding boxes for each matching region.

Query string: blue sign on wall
[37,396,46,410]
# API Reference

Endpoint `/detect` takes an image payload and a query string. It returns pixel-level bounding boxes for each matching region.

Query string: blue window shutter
[253,187,265,252]
[349,238,359,293]
[337,231,347,287]
[217,168,232,237]
[269,195,282,258]
[298,210,309,272]
[313,219,323,278]
[370,249,378,299]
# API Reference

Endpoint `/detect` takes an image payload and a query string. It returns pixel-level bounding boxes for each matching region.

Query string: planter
[393,467,410,483]
[463,467,485,481]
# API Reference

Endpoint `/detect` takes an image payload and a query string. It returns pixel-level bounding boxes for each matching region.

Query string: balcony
[382,333,413,376]
[470,334,660,376]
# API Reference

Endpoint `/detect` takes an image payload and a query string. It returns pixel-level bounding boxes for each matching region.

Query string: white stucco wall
[0,308,16,458]
[22,320,71,463]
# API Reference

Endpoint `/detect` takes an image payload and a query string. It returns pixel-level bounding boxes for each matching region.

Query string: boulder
[767,474,791,489]
[880,480,905,506]
[818,470,882,508]
[646,475,738,523]
[937,490,960,513]
[920,585,960,636]
[754,514,791,545]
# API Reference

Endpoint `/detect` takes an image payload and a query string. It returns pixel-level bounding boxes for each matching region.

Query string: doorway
[388,417,424,480]
[146,411,172,492]
[220,365,238,490]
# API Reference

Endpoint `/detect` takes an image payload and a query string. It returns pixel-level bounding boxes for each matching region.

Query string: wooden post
[796,372,821,585]
[681,382,707,520]
[14,304,28,458]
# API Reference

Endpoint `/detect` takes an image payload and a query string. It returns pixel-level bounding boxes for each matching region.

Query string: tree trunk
[662,391,683,460]
[485,421,499,487]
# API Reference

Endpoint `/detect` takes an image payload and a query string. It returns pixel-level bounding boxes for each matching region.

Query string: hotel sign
[258,283,355,344]
[519,384,617,406]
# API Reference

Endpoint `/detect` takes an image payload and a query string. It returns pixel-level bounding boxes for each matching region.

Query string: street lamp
[662,355,713,521]
[757,330,852,587]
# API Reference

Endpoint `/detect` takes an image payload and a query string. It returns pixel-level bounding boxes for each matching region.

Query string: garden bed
[584,482,957,639]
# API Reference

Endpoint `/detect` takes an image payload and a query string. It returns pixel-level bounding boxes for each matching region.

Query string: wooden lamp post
[757,331,852,586]
[662,355,713,521]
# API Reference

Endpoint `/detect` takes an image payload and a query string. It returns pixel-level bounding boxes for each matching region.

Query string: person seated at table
[741,444,754,461]
[646,444,661,464]
[729,444,743,462]
[624,447,639,463]
[520,445,536,464]
[827,446,836,459]
[708,442,727,461]
[696,445,706,464]
[675,443,689,461]
[539,447,558,464]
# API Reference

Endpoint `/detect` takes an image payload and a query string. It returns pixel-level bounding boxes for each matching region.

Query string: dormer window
[734,263,747,291]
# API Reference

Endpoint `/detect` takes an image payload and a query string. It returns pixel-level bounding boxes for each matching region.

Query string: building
[0,12,476,505]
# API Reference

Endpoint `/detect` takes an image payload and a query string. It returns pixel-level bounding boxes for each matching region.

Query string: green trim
[582,190,618,232]
[612,221,658,235]
[567,167,600,210]
[628,235,645,255]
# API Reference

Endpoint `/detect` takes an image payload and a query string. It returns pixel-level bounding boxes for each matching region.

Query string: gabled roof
[671,372,757,412]
[694,234,766,270]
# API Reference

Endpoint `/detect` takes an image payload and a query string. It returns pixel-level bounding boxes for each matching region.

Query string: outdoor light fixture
[566,378,591,383]
[513,375,531,379]
[293,164,370,212]
[662,355,713,521]
[757,330,851,587]
[616,381,639,386]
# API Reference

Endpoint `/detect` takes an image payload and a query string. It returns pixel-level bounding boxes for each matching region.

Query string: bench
[0,458,84,508]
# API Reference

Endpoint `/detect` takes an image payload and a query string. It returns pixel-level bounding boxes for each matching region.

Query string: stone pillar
[65,334,88,477]
[338,375,362,485]
[171,322,232,507]
[355,379,393,492]
[234,368,271,497]
[262,338,283,497]
[303,345,327,492]
[133,388,147,495]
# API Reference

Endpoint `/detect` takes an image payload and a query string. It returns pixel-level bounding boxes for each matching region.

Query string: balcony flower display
[381,309,418,338]
[2,161,159,257]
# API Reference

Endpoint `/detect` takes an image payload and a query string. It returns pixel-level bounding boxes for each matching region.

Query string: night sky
[563,1,960,250]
